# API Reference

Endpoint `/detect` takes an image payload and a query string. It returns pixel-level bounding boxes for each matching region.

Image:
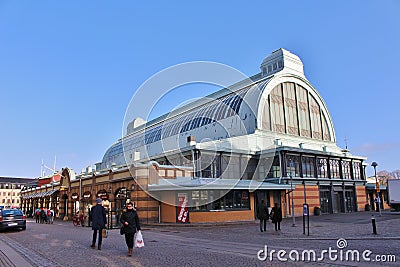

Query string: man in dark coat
[35,208,40,223]
[90,198,107,250]
[120,202,141,257]
[257,199,268,232]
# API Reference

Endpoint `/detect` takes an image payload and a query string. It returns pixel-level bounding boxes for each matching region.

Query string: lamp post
[371,162,381,216]
[289,159,296,227]
[188,136,197,179]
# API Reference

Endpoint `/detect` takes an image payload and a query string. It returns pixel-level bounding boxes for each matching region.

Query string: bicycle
[72,214,85,227]
[72,214,80,226]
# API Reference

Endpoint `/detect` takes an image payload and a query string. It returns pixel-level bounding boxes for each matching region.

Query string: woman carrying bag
[120,202,141,257]
[271,202,282,231]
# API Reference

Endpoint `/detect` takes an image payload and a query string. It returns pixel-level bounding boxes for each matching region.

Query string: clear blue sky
[1,1,399,178]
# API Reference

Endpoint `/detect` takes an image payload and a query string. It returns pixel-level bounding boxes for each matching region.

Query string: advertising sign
[303,204,309,216]
[97,190,108,200]
[71,193,79,200]
[82,191,92,200]
[177,193,189,223]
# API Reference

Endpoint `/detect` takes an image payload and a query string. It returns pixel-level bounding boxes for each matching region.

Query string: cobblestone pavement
[0,211,399,267]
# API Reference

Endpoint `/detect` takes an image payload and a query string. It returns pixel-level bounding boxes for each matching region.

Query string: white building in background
[0,177,36,209]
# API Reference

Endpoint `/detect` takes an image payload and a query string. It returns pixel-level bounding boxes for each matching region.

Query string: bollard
[371,215,377,235]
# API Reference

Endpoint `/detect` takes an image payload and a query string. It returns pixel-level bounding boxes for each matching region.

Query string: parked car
[0,208,26,231]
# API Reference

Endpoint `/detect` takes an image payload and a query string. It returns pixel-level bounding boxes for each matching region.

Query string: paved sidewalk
[0,238,33,267]
[0,211,398,267]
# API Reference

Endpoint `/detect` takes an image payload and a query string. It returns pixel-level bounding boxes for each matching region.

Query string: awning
[43,189,59,196]
[22,189,59,199]
[148,177,292,192]
[366,183,387,191]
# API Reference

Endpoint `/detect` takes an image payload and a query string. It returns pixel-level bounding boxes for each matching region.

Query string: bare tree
[391,170,400,179]
[377,170,394,184]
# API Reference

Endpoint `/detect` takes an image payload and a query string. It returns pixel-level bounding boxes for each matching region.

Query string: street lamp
[289,159,296,227]
[371,162,381,216]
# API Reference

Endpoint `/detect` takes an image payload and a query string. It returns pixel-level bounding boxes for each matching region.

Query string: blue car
[0,209,26,231]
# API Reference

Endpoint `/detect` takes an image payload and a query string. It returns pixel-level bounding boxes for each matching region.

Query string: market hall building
[20,48,368,226]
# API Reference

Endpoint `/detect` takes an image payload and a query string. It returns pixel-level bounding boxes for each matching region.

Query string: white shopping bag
[134,230,144,248]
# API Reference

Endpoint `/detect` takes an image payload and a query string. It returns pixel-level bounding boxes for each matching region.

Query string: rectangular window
[317,158,328,178]
[283,82,299,135]
[309,95,322,139]
[189,190,250,211]
[330,159,340,178]
[270,84,285,133]
[191,191,209,211]
[342,161,351,179]
[266,156,280,178]
[353,161,361,180]
[297,85,311,138]
[302,156,315,178]
[233,191,247,208]
[286,155,300,177]
[224,191,234,209]
[200,154,220,178]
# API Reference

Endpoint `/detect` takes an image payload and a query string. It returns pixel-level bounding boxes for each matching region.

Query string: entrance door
[255,191,270,218]
[333,191,345,213]
[345,190,355,212]
[332,193,339,213]
[272,191,281,208]
[255,191,270,206]
[319,190,330,214]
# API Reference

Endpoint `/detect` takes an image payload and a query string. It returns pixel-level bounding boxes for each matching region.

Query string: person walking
[35,208,40,223]
[120,202,141,257]
[90,198,107,250]
[44,207,49,224]
[49,209,54,224]
[271,203,282,231]
[40,208,47,224]
[257,199,268,232]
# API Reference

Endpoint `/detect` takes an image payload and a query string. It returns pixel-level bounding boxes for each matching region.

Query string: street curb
[142,220,258,227]
[0,239,33,267]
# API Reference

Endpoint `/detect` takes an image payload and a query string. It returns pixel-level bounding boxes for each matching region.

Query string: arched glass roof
[100,49,337,170]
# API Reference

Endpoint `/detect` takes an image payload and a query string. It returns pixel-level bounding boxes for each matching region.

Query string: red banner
[177,193,188,223]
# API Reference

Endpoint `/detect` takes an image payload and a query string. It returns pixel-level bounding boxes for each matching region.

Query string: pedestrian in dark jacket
[40,208,47,224]
[90,198,107,250]
[257,199,268,232]
[120,202,141,257]
[35,208,40,223]
[271,203,282,231]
